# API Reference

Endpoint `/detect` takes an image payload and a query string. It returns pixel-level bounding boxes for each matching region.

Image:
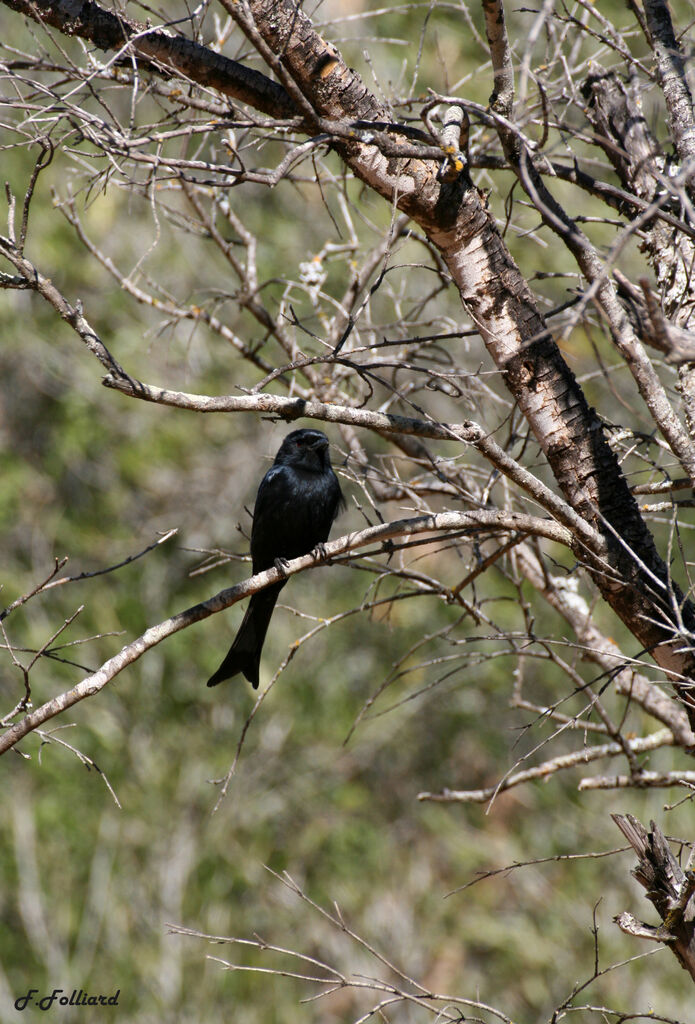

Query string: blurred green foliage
[1,1,695,1022]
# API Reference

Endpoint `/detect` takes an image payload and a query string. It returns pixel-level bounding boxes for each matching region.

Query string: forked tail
[206,583,284,689]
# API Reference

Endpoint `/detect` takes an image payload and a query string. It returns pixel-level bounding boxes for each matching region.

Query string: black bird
[207,428,344,689]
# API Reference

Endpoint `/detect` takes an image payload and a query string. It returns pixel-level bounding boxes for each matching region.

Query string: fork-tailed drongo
[206,428,344,689]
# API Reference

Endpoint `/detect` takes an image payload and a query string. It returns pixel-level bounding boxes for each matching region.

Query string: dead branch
[613,813,695,979]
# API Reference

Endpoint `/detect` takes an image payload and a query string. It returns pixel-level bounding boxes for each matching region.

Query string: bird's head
[276,428,332,471]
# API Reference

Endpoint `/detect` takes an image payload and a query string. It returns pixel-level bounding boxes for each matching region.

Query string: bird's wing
[250,464,297,569]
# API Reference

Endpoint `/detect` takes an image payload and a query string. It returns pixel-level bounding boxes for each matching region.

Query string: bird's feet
[274,556,291,577]
[310,542,329,563]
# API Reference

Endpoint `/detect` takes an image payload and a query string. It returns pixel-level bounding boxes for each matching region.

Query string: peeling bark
[583,62,695,455]
[613,813,695,980]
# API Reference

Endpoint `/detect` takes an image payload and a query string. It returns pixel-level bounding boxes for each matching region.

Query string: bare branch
[2,0,297,118]
[418,730,681,805]
[0,509,568,756]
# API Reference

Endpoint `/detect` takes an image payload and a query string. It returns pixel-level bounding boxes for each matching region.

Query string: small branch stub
[612,812,695,980]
